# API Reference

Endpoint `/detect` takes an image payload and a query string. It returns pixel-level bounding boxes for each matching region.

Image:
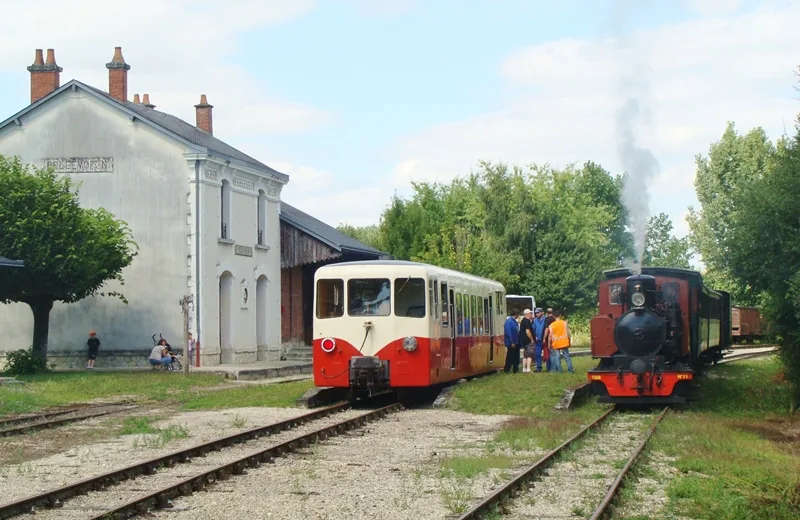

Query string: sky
[0,0,798,242]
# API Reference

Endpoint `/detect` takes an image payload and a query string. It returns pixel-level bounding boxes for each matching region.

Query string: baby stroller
[151,334,183,371]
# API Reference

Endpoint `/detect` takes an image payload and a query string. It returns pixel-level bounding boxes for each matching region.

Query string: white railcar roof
[315,260,505,291]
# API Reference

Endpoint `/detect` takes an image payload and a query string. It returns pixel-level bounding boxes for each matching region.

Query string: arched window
[220,179,231,239]
[257,189,267,245]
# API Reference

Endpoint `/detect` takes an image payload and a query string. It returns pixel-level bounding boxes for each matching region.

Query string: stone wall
[0,348,187,371]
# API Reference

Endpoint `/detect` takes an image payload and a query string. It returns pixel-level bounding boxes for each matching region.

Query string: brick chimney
[105,47,130,102]
[142,93,155,109]
[27,48,63,103]
[195,94,213,135]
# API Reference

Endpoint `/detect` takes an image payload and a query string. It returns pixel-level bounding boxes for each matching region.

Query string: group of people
[84,330,193,370]
[503,307,575,374]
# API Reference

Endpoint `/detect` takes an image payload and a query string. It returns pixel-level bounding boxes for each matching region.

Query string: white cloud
[386,2,800,239]
[283,186,393,228]
[0,0,330,138]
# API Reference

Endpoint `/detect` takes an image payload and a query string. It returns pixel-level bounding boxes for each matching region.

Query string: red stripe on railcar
[588,370,692,397]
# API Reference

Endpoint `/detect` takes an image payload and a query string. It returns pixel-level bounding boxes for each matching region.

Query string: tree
[687,122,776,304]
[642,213,691,268]
[336,223,386,252]
[0,155,138,363]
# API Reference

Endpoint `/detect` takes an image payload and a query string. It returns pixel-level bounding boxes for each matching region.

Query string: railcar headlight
[402,336,418,352]
[320,337,336,353]
[631,292,646,308]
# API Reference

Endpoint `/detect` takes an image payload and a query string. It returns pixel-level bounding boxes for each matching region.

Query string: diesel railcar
[313,260,507,398]
[587,267,731,404]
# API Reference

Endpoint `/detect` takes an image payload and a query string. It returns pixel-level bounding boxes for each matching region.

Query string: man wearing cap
[503,310,521,373]
[532,308,547,372]
[518,309,535,372]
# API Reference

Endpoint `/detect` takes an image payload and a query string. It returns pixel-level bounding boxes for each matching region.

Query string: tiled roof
[0,80,288,181]
[279,202,386,256]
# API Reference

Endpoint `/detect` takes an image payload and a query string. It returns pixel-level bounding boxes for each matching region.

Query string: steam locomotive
[587,267,731,404]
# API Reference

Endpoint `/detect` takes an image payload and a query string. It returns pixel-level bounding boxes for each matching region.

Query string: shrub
[2,346,53,375]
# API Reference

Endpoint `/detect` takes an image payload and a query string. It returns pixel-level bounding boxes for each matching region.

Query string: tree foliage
[335,223,385,252]
[687,122,776,304]
[642,212,691,269]
[688,115,800,410]
[339,161,635,314]
[0,155,138,363]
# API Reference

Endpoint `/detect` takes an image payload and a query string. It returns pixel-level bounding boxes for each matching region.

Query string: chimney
[194,94,213,135]
[142,93,155,109]
[27,48,63,103]
[105,47,130,102]
[132,93,140,104]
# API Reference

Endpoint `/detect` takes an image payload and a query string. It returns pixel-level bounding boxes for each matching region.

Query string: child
[87,330,100,369]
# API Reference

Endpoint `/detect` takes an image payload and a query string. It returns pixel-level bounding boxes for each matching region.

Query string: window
[483,298,490,335]
[257,189,267,245]
[661,282,679,305]
[433,280,439,320]
[441,283,449,327]
[609,283,623,305]
[220,179,231,239]
[348,278,391,316]
[496,292,504,315]
[428,279,434,317]
[395,277,426,318]
[456,293,464,335]
[316,279,343,319]
[470,295,478,336]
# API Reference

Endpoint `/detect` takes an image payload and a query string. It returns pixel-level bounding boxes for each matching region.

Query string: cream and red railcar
[313,260,507,395]
[588,267,731,404]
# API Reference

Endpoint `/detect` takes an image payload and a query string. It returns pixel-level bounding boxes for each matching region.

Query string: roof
[0,80,288,181]
[0,256,24,268]
[321,259,506,288]
[279,203,386,257]
[603,267,702,280]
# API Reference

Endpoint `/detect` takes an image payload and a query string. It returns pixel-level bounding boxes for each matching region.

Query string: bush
[2,346,53,375]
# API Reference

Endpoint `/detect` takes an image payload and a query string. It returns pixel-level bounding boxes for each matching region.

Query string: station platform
[191,360,313,381]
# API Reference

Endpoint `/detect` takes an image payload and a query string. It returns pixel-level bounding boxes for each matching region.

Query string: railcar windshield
[394,277,426,318]
[348,278,391,316]
[316,279,344,319]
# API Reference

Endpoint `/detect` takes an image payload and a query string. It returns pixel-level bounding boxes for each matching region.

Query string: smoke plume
[613,1,660,274]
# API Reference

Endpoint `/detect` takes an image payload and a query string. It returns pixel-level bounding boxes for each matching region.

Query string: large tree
[0,155,138,363]
[642,212,691,269]
[687,122,776,304]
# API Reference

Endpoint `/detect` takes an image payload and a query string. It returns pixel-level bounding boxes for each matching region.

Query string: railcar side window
[456,293,464,335]
[441,283,449,327]
[433,280,439,320]
[316,279,344,319]
[609,283,623,305]
[395,277,426,318]
[347,278,391,316]
[496,292,504,315]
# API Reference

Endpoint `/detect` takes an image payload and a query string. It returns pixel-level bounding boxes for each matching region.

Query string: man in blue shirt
[503,310,521,373]
[532,308,547,372]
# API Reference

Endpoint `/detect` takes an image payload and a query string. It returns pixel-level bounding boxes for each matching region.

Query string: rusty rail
[457,406,617,519]
[85,403,403,520]
[0,405,138,438]
[0,400,363,518]
[588,406,669,520]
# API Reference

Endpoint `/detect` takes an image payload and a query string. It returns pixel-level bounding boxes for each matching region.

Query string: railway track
[0,404,138,438]
[718,346,778,365]
[457,406,667,520]
[0,398,402,520]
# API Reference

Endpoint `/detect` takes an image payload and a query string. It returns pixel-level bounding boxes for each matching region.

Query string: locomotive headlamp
[320,337,336,353]
[631,291,646,308]
[402,336,418,352]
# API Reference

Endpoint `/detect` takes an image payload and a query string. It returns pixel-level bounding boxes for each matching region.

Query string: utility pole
[181,295,193,375]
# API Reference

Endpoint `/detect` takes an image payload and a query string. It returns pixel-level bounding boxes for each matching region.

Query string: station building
[0,47,384,368]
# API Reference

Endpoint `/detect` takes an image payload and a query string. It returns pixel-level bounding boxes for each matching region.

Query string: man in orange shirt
[544,311,574,374]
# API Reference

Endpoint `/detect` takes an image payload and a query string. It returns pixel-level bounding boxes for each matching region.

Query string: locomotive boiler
[587,267,731,404]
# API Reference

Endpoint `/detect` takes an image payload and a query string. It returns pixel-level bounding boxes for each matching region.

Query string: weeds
[230,414,248,428]
[440,479,472,515]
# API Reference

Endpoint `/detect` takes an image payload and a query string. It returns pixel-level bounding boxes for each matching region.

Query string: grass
[0,372,316,416]
[634,357,800,520]
[448,355,610,451]
[439,454,516,479]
